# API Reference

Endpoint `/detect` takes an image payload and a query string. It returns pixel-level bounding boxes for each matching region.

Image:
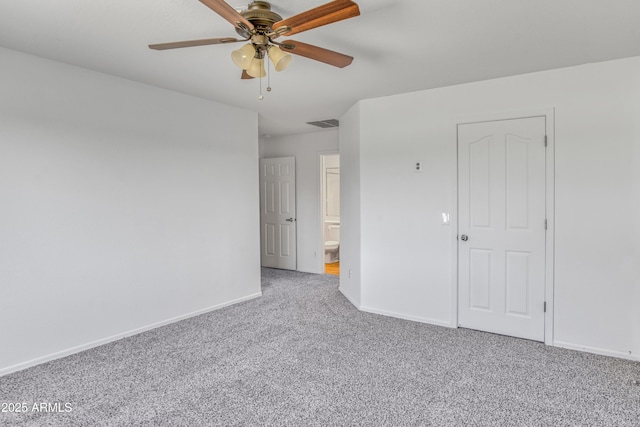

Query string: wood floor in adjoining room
[325,262,339,276]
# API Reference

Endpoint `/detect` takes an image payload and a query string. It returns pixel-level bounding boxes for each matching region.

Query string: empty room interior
[1,0,639,425]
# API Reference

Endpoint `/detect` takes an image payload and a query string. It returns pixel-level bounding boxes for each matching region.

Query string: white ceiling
[2,0,640,136]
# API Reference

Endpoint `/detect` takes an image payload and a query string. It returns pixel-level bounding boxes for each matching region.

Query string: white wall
[0,47,261,374]
[338,104,361,307]
[341,56,640,360]
[260,130,339,274]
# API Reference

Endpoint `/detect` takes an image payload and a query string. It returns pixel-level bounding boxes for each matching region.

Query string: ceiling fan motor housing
[236,1,282,36]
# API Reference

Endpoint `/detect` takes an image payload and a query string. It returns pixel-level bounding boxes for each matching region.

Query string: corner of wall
[338,102,362,307]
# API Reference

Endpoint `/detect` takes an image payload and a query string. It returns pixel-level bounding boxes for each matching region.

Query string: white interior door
[260,157,297,270]
[458,116,547,341]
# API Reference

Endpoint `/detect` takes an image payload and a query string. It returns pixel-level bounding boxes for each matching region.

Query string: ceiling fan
[149,0,360,80]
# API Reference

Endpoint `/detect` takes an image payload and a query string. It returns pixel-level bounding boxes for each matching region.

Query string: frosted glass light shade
[231,44,255,70]
[268,46,292,72]
[246,58,266,78]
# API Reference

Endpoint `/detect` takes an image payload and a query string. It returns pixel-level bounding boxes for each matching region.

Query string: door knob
[285,218,295,222]
[460,234,469,241]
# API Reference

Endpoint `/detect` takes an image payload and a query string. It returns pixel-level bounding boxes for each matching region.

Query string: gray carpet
[1,268,639,426]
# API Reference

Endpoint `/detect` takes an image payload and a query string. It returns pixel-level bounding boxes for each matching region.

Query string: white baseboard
[0,292,262,377]
[339,287,360,309]
[553,340,639,362]
[360,305,456,329]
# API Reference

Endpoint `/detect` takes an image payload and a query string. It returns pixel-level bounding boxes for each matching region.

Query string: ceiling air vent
[306,119,340,128]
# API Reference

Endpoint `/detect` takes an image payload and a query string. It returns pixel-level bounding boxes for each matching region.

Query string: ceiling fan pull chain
[258,69,264,100]
[267,52,272,93]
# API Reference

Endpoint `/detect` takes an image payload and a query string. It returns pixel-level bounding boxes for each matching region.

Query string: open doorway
[321,154,340,276]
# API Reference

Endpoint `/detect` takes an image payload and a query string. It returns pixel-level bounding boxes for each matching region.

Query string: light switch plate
[442,212,450,225]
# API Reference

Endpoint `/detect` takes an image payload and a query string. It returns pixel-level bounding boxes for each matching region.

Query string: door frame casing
[317,151,340,274]
[452,108,555,346]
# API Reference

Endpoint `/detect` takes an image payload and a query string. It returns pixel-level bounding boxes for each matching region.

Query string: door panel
[469,249,492,310]
[260,157,296,270]
[506,135,530,229]
[469,137,491,228]
[265,224,276,256]
[280,225,291,256]
[505,251,530,315]
[458,117,546,341]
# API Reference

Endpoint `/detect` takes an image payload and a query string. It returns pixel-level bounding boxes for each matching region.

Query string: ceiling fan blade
[272,0,360,36]
[281,40,353,68]
[241,70,254,79]
[199,0,254,31]
[149,37,241,50]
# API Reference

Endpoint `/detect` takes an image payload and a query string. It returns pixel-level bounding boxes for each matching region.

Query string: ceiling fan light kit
[268,46,292,72]
[149,0,360,98]
[247,56,267,78]
[231,43,256,69]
